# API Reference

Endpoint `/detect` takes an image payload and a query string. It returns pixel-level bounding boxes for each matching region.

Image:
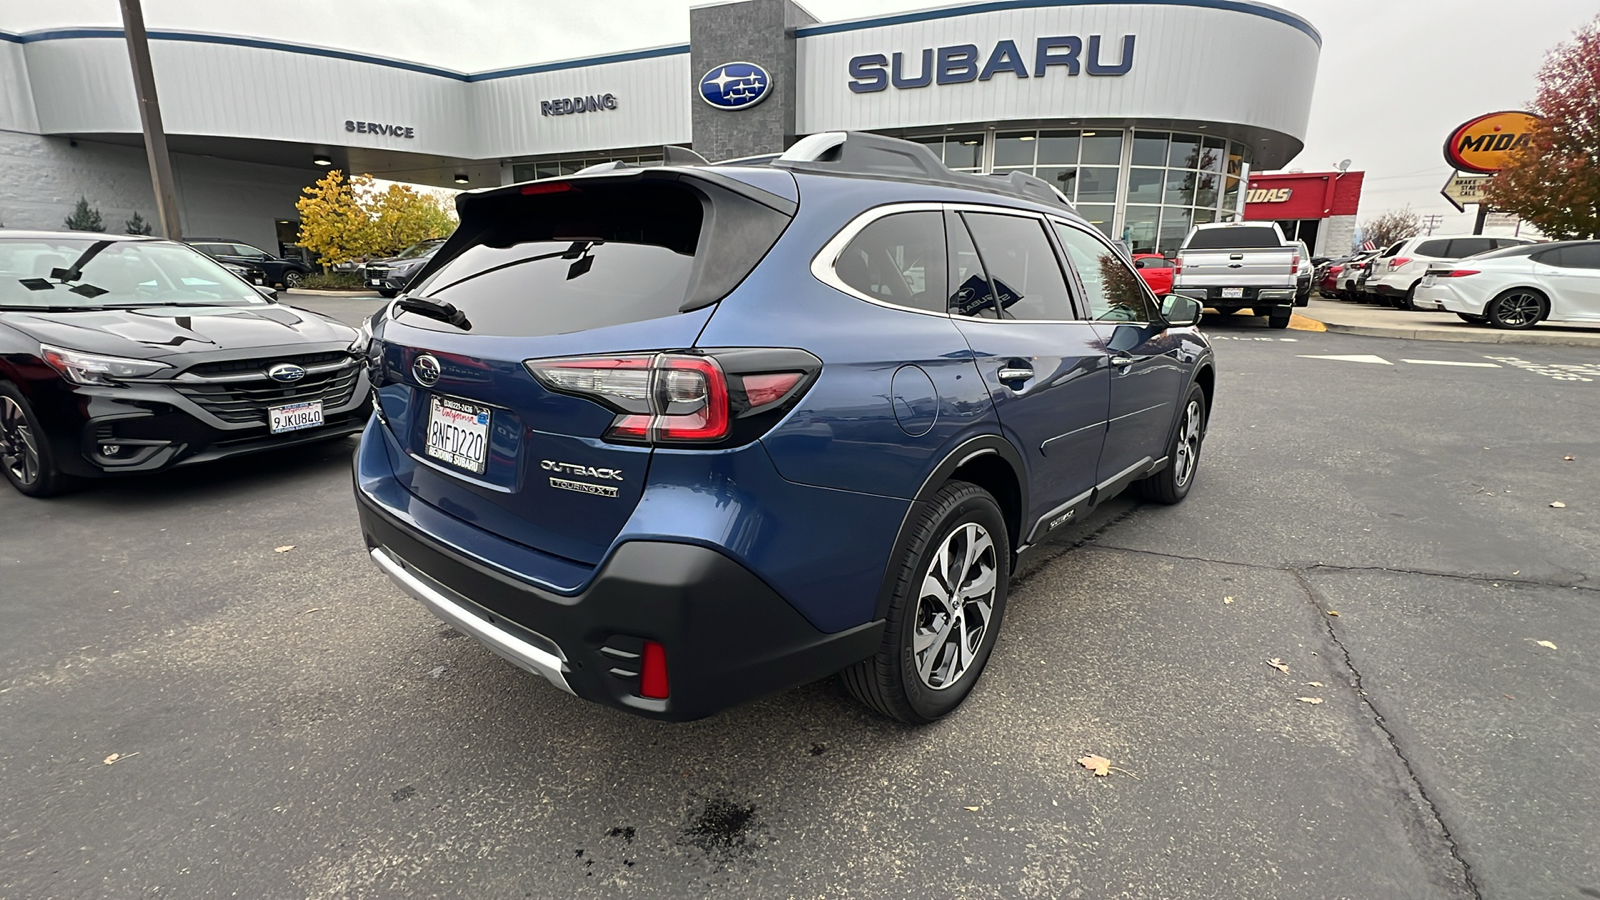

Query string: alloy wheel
[1495,292,1542,327]
[914,522,998,691]
[284,271,303,288]
[0,396,40,486]
[1174,398,1202,487]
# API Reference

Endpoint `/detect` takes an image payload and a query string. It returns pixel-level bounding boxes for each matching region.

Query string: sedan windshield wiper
[393,295,471,330]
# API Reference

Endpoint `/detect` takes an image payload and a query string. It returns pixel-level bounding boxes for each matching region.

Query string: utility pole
[119,0,182,240]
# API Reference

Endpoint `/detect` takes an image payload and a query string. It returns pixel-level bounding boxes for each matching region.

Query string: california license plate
[1221,287,1244,298]
[269,400,324,434]
[425,395,490,474]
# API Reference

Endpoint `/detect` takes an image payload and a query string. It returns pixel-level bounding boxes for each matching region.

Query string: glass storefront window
[1168,133,1201,169]
[1223,174,1241,211]
[1195,172,1220,209]
[1131,131,1167,167]
[944,134,984,170]
[1201,136,1226,173]
[1075,204,1115,238]
[1127,168,1163,204]
[1193,207,1217,226]
[1158,207,1192,254]
[1077,167,1120,203]
[1035,166,1077,198]
[1164,170,1197,206]
[1123,205,1160,253]
[1036,131,1079,166]
[994,132,1036,168]
[1079,132,1122,166]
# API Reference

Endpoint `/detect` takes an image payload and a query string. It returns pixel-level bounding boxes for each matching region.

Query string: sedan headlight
[40,344,171,385]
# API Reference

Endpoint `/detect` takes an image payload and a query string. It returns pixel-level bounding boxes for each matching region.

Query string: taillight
[1390,257,1411,268]
[1437,269,1479,278]
[1290,254,1300,274]
[1329,265,1344,275]
[1174,256,1184,274]
[527,351,812,446]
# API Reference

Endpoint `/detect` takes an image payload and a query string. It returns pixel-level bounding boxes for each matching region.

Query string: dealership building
[0,0,1340,257]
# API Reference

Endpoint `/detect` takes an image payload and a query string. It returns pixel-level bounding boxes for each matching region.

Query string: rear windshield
[1183,226,1282,250]
[405,178,789,337]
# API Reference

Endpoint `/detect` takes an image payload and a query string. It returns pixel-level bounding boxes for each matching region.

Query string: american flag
[1361,240,1376,251]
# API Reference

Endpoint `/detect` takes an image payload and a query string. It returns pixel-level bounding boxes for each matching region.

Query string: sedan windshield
[394,239,444,260]
[0,238,267,310]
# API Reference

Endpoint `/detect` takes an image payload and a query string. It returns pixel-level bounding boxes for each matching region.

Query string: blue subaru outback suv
[353,132,1213,723]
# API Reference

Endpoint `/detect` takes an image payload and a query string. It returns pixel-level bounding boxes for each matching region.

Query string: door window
[960,212,1075,321]
[833,212,947,313]
[1053,222,1160,323]
[946,215,998,318]
[231,244,271,259]
[1538,243,1600,269]
[1414,239,1451,257]
[1445,238,1494,258]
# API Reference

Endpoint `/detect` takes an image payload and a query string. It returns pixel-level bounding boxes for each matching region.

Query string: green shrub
[297,272,366,290]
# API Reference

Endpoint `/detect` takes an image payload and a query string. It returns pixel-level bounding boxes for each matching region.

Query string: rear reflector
[640,641,669,699]
[741,371,805,408]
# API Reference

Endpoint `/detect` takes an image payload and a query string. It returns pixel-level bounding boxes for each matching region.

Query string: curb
[1314,320,1600,349]
[285,289,384,298]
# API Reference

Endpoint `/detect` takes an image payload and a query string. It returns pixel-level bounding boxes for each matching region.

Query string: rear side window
[408,179,788,336]
[1054,222,1160,323]
[1538,244,1600,269]
[834,212,947,313]
[947,214,998,318]
[1183,226,1282,250]
[1446,238,1494,258]
[1414,240,1451,257]
[961,212,1075,321]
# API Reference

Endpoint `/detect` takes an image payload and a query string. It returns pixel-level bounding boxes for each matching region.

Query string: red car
[1132,253,1174,295]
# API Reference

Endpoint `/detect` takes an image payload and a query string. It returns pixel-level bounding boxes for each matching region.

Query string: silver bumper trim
[369,547,574,694]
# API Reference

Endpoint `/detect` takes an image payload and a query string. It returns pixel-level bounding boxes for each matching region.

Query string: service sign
[1443,111,1543,174]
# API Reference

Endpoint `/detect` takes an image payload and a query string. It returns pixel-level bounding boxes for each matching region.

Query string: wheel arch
[873,434,1027,622]
[1485,284,1551,320]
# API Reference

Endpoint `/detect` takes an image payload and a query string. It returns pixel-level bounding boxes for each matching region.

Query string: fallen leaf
[1267,658,1289,674]
[303,607,325,614]
[1223,596,1234,604]
[1327,611,1340,617]
[274,545,295,553]
[1079,755,1112,776]
[1564,455,1574,461]
[1306,681,1323,687]
[102,751,137,765]
[1296,697,1324,705]
[963,806,980,812]
[1550,502,1566,509]
[1536,640,1557,650]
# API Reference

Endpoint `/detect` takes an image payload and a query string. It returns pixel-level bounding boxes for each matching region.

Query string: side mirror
[1161,295,1202,327]
[254,285,280,302]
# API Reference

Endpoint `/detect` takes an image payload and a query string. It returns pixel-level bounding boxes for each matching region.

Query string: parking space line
[1400,359,1502,368]
[1297,354,1393,365]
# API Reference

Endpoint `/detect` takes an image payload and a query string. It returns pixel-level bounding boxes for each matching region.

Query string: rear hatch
[370,168,796,568]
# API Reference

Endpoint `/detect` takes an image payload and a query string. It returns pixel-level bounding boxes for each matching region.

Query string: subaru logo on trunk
[413,353,441,387]
[699,62,771,110]
[267,363,306,383]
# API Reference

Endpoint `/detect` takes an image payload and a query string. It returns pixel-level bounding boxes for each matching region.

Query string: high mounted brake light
[520,182,574,195]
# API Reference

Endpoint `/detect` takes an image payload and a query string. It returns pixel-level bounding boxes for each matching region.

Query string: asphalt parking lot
[2,302,1596,899]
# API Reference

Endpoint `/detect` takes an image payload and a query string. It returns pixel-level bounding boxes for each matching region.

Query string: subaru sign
[848,36,1135,93]
[699,62,772,110]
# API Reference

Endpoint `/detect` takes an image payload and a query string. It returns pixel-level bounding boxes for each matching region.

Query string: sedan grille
[183,352,351,379]
[175,362,362,425]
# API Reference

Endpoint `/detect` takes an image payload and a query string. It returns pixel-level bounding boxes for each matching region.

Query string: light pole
[119,0,182,240]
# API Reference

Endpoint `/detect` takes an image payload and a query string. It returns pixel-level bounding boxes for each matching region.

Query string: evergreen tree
[64,197,106,232]
[125,211,153,235]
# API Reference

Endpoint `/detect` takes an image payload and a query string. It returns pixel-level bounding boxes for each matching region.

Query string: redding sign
[1443,111,1542,174]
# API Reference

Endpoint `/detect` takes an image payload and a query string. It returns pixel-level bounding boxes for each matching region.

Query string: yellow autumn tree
[364,183,457,257]
[295,170,372,270]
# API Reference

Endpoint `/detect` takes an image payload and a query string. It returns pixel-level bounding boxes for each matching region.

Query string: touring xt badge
[541,459,623,498]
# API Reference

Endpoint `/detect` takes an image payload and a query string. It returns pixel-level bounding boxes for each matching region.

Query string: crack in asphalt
[1067,537,1491,899]
[1290,568,1484,900]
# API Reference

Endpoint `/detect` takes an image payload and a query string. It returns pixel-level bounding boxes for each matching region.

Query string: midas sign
[1444,111,1543,174]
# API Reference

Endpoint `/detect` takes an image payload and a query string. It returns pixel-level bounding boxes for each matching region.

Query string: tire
[1398,282,1419,311]
[844,481,1009,724]
[1134,384,1206,504]
[1268,310,1292,329]
[283,270,305,289]
[0,383,67,497]
[378,289,399,299]
[1456,313,1488,325]
[1486,289,1547,330]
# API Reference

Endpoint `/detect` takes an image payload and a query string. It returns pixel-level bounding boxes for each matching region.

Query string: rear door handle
[997,364,1034,383]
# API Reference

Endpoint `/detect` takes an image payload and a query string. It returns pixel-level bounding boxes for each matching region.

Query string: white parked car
[1413,240,1600,329]
[1366,234,1535,309]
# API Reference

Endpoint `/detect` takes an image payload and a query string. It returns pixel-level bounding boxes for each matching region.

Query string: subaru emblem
[413,353,441,387]
[698,61,771,111]
[267,363,306,384]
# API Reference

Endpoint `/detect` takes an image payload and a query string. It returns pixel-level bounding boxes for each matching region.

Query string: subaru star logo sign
[412,353,441,387]
[699,61,771,111]
[267,363,306,384]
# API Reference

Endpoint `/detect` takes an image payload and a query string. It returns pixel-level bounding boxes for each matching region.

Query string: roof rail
[772,131,1072,211]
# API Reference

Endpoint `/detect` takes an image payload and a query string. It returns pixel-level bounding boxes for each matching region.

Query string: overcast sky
[5,0,1595,231]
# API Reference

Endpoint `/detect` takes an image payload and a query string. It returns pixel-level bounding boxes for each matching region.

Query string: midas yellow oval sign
[1444,111,1543,174]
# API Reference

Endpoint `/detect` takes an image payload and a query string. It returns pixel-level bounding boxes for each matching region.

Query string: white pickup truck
[1172,222,1301,329]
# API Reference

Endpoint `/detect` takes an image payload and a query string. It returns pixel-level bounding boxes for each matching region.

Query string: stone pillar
[688,0,816,162]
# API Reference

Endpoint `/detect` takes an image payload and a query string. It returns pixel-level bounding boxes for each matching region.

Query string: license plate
[425,395,491,475]
[269,400,324,434]
[1422,275,1436,286]
[368,279,381,286]
[1221,287,1244,298]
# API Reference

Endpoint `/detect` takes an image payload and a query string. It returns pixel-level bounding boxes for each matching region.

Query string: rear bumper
[354,483,884,721]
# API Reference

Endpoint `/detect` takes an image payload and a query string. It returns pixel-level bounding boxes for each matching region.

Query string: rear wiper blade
[393,295,471,330]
